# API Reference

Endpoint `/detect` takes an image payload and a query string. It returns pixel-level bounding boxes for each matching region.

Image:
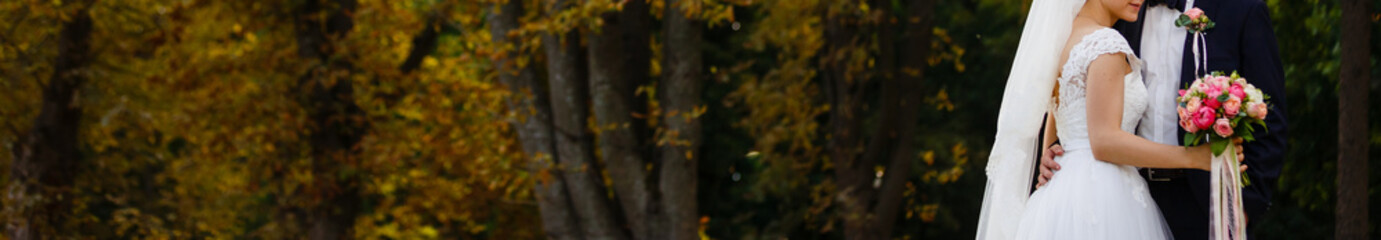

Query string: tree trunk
[870,0,934,237]
[399,15,442,74]
[488,1,584,240]
[824,3,874,239]
[4,4,93,239]
[660,0,703,239]
[293,0,366,239]
[588,0,659,238]
[826,1,934,239]
[1336,0,1370,238]
[541,0,629,239]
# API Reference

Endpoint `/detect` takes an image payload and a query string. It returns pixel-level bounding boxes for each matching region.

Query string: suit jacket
[1114,0,1288,239]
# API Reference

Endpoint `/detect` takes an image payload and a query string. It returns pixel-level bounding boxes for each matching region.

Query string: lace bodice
[1053,28,1147,146]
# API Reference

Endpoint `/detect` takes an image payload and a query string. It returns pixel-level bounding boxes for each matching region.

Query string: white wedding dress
[1011,28,1172,240]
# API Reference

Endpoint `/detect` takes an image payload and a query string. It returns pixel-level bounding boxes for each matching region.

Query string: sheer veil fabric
[976,0,1086,239]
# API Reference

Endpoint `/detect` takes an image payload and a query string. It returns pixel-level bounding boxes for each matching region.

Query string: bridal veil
[976,0,1086,239]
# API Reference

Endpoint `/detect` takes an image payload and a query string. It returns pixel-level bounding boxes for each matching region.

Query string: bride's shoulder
[1083,28,1139,74]
[1084,28,1127,43]
[1077,28,1133,51]
[1067,26,1100,39]
[1093,28,1129,42]
[1068,27,1123,45]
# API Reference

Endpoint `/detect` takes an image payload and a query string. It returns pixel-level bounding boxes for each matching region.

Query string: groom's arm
[1237,0,1288,223]
[1035,113,1062,190]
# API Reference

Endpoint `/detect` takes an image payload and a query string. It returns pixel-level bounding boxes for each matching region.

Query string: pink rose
[1193,107,1217,130]
[1186,8,1205,21]
[1181,117,1200,133]
[1204,81,1223,98]
[1247,102,1268,120]
[1223,96,1242,116]
[1229,83,1247,99]
[1179,89,1188,97]
[1220,78,1231,94]
[1178,106,1191,121]
[1214,76,1231,91]
[1213,118,1234,137]
[1178,106,1197,132]
[1187,96,1203,113]
[1204,95,1221,110]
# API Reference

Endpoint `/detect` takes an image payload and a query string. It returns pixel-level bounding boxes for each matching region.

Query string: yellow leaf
[423,56,439,69]
[921,150,935,166]
[419,226,439,238]
[398,108,425,120]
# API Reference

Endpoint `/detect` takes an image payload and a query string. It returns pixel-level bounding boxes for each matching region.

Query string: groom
[1038,0,1288,239]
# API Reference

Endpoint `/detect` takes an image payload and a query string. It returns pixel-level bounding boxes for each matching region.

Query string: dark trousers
[1148,179,1208,240]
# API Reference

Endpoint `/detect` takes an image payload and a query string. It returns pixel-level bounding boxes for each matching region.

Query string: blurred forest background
[0,0,1376,239]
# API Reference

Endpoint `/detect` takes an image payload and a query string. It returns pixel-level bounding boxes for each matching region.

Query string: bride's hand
[1191,138,1249,172]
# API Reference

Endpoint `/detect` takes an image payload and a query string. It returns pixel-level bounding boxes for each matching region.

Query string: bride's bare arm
[1085,53,1212,171]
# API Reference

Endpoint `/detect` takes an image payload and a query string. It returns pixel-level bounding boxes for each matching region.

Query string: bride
[975,0,1241,239]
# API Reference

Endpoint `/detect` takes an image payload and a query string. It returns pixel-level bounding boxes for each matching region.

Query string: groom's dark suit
[1114,0,1288,239]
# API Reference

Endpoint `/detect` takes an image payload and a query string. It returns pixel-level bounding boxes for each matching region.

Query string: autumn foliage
[3,0,1371,239]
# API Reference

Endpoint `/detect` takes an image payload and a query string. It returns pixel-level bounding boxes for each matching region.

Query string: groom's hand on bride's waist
[1036,144,1064,189]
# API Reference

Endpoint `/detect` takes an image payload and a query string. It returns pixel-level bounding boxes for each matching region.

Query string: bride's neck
[1076,4,1117,27]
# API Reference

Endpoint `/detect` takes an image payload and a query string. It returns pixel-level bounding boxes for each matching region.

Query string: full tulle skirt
[1013,148,1173,240]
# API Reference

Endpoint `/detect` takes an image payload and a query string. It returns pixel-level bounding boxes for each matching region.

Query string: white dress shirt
[1136,5,1187,146]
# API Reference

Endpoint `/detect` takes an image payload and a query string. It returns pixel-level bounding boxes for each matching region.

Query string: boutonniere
[1175,7,1216,33]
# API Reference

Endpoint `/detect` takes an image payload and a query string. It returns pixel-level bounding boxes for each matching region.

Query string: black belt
[1139,168,1187,181]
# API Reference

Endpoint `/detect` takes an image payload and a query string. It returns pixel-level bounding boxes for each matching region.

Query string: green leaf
[1176,15,1192,27]
[1184,132,1198,146]
[1243,122,1257,134]
[1241,172,1252,187]
[1210,138,1229,155]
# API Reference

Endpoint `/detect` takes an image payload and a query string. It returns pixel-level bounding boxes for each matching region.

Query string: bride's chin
[1120,13,1140,22]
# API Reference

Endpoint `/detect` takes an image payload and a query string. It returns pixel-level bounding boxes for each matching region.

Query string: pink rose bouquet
[1177,71,1270,153]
